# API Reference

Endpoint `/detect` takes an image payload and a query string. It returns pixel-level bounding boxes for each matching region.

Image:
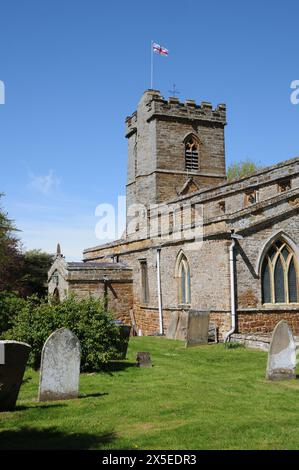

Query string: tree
[227,159,263,182]
[0,194,24,292]
[19,249,54,298]
[0,194,54,297]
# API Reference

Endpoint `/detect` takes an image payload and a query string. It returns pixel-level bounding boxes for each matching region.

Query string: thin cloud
[28,170,60,195]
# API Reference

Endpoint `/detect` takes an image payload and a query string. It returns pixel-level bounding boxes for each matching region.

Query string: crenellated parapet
[125,89,226,137]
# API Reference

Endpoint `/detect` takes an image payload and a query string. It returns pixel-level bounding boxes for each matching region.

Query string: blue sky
[0,0,298,260]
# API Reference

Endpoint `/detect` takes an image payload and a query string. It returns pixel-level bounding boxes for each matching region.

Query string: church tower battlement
[125,89,227,213]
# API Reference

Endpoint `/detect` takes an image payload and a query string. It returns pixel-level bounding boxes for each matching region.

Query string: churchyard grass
[0,336,299,450]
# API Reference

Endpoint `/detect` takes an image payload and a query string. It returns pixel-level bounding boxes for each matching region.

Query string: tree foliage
[227,159,263,182]
[0,194,24,292]
[20,249,54,297]
[3,295,127,371]
[0,195,54,297]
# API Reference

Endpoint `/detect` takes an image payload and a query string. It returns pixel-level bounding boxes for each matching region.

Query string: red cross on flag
[152,43,169,56]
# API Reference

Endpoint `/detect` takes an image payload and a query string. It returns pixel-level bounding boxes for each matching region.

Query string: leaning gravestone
[0,340,31,411]
[185,310,210,347]
[266,320,296,381]
[39,328,81,401]
[166,311,188,340]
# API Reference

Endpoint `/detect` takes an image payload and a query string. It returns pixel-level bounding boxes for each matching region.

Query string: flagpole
[150,40,153,89]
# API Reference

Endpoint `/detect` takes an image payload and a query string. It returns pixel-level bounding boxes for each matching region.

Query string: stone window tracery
[185,135,199,171]
[175,251,191,304]
[261,239,298,304]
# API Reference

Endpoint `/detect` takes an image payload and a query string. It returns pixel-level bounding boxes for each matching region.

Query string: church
[48,89,299,347]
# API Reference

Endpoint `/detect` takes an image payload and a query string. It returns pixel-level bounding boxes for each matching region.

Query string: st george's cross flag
[152,42,169,56]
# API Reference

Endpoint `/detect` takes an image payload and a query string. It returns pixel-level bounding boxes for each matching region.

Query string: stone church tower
[125,89,227,211]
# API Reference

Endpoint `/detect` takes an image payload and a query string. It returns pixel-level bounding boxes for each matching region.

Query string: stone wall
[237,310,299,335]
[48,260,133,326]
[69,280,133,325]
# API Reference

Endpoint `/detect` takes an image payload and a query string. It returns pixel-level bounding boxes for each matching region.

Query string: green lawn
[0,337,299,450]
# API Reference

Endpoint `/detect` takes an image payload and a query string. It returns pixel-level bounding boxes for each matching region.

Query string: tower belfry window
[185,136,199,171]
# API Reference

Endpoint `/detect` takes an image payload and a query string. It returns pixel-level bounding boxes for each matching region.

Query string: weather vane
[168,84,180,98]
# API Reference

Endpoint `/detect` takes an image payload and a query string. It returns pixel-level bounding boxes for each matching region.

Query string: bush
[4,295,126,371]
[0,291,26,334]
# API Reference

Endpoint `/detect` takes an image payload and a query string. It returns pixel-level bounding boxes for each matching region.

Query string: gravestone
[266,320,296,381]
[185,310,210,347]
[208,322,218,343]
[0,340,31,411]
[39,328,81,401]
[166,311,188,340]
[136,352,152,368]
[166,310,210,345]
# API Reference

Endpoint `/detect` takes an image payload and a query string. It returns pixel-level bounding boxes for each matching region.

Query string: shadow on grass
[15,403,67,411]
[102,361,136,375]
[79,392,109,399]
[0,426,116,450]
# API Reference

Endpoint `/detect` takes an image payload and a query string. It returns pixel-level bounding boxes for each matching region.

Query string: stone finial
[56,243,63,258]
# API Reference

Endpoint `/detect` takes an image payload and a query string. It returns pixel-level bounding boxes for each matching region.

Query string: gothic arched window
[185,135,199,171]
[261,239,298,304]
[175,252,191,304]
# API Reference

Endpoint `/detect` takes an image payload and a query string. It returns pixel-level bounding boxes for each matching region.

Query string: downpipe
[225,237,236,343]
[156,248,164,335]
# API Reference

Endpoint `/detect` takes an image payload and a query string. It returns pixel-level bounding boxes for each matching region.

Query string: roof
[66,261,131,270]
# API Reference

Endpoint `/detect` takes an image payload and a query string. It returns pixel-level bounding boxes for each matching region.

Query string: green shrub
[0,291,26,334]
[4,295,126,371]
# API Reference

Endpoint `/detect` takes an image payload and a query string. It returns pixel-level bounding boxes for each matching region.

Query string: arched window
[261,239,298,304]
[175,252,191,304]
[185,135,199,171]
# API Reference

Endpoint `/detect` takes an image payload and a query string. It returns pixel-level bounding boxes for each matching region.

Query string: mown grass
[0,337,299,450]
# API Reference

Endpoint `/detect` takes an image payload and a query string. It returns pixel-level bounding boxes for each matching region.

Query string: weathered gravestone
[166,311,188,340]
[39,328,81,401]
[136,352,152,368]
[0,340,31,411]
[185,310,210,347]
[166,310,210,346]
[266,320,296,381]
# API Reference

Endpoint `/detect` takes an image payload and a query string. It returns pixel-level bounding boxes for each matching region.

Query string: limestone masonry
[49,89,299,342]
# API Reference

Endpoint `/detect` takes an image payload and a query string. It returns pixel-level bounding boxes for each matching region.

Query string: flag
[152,42,169,56]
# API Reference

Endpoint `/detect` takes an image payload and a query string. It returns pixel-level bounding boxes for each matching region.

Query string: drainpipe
[103,275,109,311]
[225,238,236,343]
[225,232,243,343]
[156,248,164,335]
